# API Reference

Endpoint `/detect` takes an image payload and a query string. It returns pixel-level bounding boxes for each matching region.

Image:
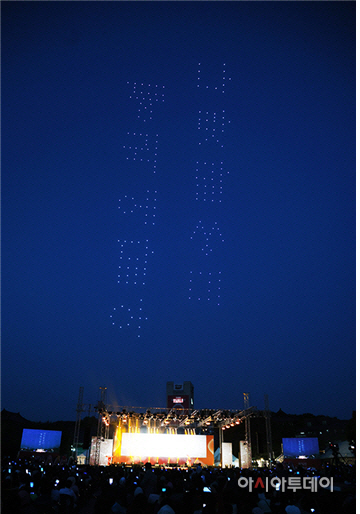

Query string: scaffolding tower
[94,387,108,466]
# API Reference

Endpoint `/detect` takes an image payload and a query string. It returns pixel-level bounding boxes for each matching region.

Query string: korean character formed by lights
[118,191,157,226]
[195,159,229,204]
[189,221,223,304]
[196,62,231,148]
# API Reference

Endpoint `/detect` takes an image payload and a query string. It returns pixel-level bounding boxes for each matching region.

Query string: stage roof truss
[96,405,257,430]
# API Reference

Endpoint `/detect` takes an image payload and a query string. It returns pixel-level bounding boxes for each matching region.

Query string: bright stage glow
[121,433,207,458]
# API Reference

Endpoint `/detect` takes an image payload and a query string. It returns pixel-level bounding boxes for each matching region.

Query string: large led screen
[121,433,207,458]
[282,437,319,456]
[113,433,214,466]
[20,429,62,451]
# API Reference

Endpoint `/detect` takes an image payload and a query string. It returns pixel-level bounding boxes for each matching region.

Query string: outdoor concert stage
[89,432,214,466]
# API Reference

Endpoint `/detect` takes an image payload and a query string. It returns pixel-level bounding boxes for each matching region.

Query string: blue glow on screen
[282,437,319,456]
[20,429,62,450]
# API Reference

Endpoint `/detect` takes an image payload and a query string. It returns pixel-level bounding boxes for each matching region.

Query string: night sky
[2,1,355,423]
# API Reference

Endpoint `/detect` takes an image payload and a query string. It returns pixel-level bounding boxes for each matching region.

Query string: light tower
[244,392,252,468]
[264,394,273,464]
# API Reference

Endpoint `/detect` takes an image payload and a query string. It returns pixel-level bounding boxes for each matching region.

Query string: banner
[221,442,232,467]
[89,438,114,466]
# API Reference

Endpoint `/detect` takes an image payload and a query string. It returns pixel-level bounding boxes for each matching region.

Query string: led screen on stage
[20,429,62,451]
[282,437,319,456]
[121,433,207,458]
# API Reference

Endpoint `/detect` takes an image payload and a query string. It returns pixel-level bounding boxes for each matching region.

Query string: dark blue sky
[2,1,355,422]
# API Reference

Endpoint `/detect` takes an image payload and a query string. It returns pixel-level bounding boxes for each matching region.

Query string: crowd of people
[1,456,355,514]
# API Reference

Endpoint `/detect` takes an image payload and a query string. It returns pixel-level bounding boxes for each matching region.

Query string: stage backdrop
[112,431,214,466]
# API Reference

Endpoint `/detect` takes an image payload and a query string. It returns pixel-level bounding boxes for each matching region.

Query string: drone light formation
[189,63,231,305]
[111,82,164,336]
[111,65,231,333]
